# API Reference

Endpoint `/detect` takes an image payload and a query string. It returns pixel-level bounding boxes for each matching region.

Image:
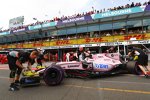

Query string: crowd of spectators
[48,28,149,41]
[0,0,150,33]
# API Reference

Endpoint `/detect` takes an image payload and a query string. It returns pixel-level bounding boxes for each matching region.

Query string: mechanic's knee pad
[17,69,23,76]
[10,70,16,78]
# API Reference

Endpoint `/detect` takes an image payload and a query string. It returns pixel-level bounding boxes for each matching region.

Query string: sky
[0,0,149,29]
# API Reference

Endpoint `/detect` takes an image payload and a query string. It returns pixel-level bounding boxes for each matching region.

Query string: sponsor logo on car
[94,64,109,69]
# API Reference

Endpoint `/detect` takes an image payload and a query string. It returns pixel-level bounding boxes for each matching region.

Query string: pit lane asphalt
[0,63,150,100]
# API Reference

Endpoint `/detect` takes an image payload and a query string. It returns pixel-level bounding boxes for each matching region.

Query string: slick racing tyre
[43,65,64,86]
[126,61,142,75]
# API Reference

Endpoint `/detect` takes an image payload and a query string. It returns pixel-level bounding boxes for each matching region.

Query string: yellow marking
[99,80,150,85]
[65,85,150,95]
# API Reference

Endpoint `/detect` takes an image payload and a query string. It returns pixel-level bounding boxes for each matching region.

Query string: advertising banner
[28,22,56,30]
[57,15,92,25]
[33,42,44,47]
[9,16,24,28]
[11,45,16,48]
[28,43,34,48]
[93,6,149,19]
[42,22,56,28]
[23,43,29,48]
[7,45,12,48]
[28,25,42,30]
[145,4,150,11]
[10,27,28,34]
[0,45,2,49]
[0,31,9,36]
[43,41,50,47]
[1,33,150,49]
[2,45,8,49]
[16,44,23,48]
[51,39,77,46]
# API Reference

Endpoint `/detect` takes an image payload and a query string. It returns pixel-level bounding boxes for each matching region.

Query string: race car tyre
[126,61,142,75]
[43,65,64,86]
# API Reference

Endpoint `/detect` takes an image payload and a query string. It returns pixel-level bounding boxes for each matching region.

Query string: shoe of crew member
[9,83,19,91]
[14,80,20,86]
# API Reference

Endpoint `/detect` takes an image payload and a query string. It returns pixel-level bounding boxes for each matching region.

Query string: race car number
[94,64,108,69]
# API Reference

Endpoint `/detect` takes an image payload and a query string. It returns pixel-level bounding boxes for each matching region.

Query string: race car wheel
[126,61,142,75]
[43,65,64,86]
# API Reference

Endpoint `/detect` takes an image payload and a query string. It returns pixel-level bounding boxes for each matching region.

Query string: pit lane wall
[0,33,150,49]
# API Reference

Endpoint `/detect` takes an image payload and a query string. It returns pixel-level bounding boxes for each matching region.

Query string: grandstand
[0,1,150,61]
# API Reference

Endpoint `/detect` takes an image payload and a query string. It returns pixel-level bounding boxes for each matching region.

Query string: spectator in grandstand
[67,36,71,40]
[135,3,142,7]
[85,33,90,38]
[93,33,99,37]
[143,29,147,33]
[144,0,150,5]
[143,2,148,5]
[129,30,134,34]
[148,0,150,5]
[136,29,142,34]
[131,2,135,7]
[120,31,125,35]
[125,4,130,8]
[114,31,118,35]
[106,32,111,36]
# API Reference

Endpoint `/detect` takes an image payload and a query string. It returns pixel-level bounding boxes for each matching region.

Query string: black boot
[15,80,20,86]
[9,83,20,91]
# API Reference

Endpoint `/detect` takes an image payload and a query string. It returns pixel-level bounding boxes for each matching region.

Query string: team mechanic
[7,50,39,91]
[128,46,150,77]
[34,53,49,68]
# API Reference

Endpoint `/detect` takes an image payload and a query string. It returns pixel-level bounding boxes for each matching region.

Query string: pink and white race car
[21,53,149,86]
[41,53,127,86]
[55,53,126,78]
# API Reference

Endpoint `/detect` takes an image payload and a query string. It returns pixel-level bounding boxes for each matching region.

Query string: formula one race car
[20,53,150,87]
[20,53,124,87]
[56,53,126,78]
[50,53,150,78]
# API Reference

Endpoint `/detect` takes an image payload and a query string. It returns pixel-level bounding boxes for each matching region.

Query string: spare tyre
[43,65,64,86]
[126,61,142,75]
